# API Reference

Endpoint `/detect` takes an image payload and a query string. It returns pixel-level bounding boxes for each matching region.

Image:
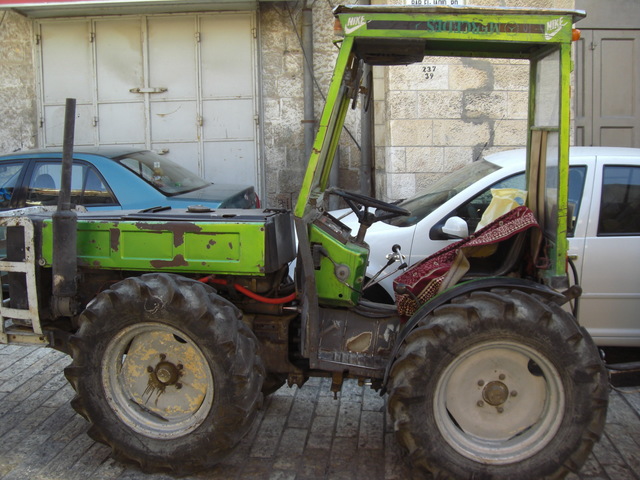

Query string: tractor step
[1,323,48,346]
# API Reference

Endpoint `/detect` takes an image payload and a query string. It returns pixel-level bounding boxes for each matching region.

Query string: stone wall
[261,0,576,206]
[377,55,531,200]
[375,0,575,201]
[0,1,576,207]
[260,1,361,208]
[0,10,37,153]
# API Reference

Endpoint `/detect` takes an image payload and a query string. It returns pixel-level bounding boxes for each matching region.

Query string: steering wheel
[326,187,410,225]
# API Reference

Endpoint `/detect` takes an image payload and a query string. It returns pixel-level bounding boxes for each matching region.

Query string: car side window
[120,158,156,184]
[448,166,587,236]
[27,164,59,207]
[75,166,117,206]
[0,162,25,210]
[26,162,116,208]
[450,173,526,234]
[598,165,640,236]
[566,166,587,236]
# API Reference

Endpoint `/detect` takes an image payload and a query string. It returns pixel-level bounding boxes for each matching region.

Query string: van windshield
[387,160,501,227]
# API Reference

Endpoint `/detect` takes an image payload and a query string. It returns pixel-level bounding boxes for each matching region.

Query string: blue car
[0,147,259,212]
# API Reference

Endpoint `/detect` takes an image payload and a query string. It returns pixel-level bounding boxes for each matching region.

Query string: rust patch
[346,332,372,353]
[206,239,217,249]
[150,254,189,269]
[133,222,203,248]
[110,228,120,252]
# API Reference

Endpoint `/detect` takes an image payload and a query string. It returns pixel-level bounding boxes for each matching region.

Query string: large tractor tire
[387,288,609,480]
[64,273,264,475]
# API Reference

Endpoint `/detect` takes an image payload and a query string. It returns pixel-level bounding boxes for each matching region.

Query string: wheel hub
[155,361,181,385]
[482,381,509,406]
[147,354,184,389]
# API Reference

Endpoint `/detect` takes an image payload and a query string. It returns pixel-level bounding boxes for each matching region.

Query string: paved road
[0,345,638,480]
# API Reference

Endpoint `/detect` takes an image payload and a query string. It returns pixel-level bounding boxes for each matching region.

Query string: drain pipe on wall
[302,3,314,163]
[360,0,373,197]
[360,63,373,197]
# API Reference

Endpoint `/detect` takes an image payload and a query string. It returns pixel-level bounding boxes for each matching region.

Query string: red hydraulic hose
[198,276,296,305]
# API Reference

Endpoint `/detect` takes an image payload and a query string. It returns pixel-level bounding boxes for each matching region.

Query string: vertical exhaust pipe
[52,98,78,317]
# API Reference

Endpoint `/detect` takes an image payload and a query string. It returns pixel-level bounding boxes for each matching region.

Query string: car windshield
[387,159,501,227]
[116,151,210,196]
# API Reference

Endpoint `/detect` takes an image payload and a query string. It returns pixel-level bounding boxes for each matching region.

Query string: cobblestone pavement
[0,345,638,480]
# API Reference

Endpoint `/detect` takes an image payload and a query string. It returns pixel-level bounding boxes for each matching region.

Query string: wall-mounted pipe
[360,0,373,197]
[360,63,373,197]
[302,4,314,160]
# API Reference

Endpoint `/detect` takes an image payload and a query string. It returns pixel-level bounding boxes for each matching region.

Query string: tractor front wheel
[65,273,264,475]
[387,288,609,479]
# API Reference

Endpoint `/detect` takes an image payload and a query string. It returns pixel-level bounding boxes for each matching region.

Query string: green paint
[295,5,583,293]
[41,218,270,275]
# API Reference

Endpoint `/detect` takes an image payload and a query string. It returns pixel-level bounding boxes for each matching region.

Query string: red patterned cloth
[393,206,539,317]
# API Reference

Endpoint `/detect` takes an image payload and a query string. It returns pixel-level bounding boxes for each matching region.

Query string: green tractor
[0,5,608,479]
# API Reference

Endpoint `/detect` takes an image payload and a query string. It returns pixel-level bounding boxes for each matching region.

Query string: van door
[577,156,640,346]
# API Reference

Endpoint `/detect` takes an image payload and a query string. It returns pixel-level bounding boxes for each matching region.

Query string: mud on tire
[64,273,265,475]
[387,288,609,480]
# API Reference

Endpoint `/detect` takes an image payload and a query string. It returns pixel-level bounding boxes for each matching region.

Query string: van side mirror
[432,216,469,240]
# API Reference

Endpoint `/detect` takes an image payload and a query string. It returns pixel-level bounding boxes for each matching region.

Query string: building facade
[1,0,638,208]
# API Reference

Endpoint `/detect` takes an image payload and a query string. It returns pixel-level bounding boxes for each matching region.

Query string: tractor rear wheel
[65,273,264,475]
[387,288,608,479]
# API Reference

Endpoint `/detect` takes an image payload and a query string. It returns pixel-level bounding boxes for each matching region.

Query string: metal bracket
[129,87,168,94]
[0,215,48,346]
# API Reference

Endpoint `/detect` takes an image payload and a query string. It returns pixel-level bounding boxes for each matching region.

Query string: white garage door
[36,12,260,188]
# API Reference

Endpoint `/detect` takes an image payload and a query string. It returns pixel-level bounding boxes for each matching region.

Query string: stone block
[432,120,490,147]
[418,91,463,119]
[276,75,303,100]
[388,91,419,120]
[406,146,445,173]
[387,173,416,200]
[279,98,304,126]
[449,63,490,90]
[462,91,508,120]
[374,124,387,146]
[494,64,529,91]
[374,99,386,126]
[373,76,386,102]
[507,91,529,119]
[389,119,433,146]
[494,119,528,146]
[415,172,447,193]
[283,51,302,75]
[389,63,449,91]
[263,99,281,122]
[387,147,407,173]
[261,66,284,98]
[338,167,361,193]
[443,146,475,172]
